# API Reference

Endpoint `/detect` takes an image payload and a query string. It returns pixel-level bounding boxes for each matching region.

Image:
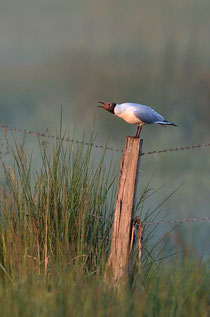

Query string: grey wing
[134,106,164,124]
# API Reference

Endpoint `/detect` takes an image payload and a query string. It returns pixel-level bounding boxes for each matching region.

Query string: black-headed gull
[98,101,177,137]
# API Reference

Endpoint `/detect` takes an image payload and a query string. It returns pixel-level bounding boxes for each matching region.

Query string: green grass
[0,131,209,317]
[0,259,209,317]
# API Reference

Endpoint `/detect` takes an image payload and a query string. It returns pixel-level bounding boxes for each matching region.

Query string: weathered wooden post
[106,137,143,283]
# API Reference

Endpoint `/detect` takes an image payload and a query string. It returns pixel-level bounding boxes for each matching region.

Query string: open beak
[97,101,105,108]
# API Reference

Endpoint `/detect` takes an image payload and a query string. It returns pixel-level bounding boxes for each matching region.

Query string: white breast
[114,103,143,125]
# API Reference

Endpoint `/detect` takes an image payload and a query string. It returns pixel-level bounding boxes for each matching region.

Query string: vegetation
[0,132,209,316]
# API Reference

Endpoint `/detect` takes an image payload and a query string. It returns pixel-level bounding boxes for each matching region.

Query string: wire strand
[142,216,210,226]
[0,124,123,152]
[1,124,210,157]
[1,190,210,227]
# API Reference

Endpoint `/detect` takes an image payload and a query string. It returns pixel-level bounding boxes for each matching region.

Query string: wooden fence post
[106,137,143,283]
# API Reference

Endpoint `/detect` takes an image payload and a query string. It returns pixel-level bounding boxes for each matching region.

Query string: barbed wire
[1,125,209,237]
[141,143,210,157]
[0,124,123,153]
[1,124,210,157]
[142,216,210,226]
[1,190,210,227]
[89,214,210,226]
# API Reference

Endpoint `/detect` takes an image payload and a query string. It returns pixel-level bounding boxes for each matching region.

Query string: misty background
[0,0,210,255]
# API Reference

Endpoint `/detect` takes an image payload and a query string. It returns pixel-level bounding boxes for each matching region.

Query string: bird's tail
[154,120,177,127]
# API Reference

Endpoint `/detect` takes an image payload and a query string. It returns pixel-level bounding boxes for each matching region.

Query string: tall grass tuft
[0,131,114,280]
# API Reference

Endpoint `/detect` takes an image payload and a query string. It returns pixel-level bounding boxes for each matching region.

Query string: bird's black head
[97,101,116,114]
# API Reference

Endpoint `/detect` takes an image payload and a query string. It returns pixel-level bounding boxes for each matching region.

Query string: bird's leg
[135,124,142,138]
[138,125,142,138]
[135,125,140,137]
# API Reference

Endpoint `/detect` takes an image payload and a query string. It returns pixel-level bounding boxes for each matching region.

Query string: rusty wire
[1,124,210,157]
[1,124,210,227]
[1,189,210,227]
[0,124,122,152]
[88,214,210,226]
[142,216,210,226]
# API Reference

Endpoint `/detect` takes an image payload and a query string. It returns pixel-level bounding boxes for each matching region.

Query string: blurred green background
[0,0,210,255]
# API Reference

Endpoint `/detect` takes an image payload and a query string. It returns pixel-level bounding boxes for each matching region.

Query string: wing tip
[155,120,178,127]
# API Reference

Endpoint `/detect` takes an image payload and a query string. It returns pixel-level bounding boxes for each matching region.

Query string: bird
[97,101,177,137]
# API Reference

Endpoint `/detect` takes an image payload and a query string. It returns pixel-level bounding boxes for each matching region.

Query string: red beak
[97,101,106,108]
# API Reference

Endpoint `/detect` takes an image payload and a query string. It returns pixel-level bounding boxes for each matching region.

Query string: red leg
[136,125,142,138]
[135,125,140,137]
[138,125,142,137]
